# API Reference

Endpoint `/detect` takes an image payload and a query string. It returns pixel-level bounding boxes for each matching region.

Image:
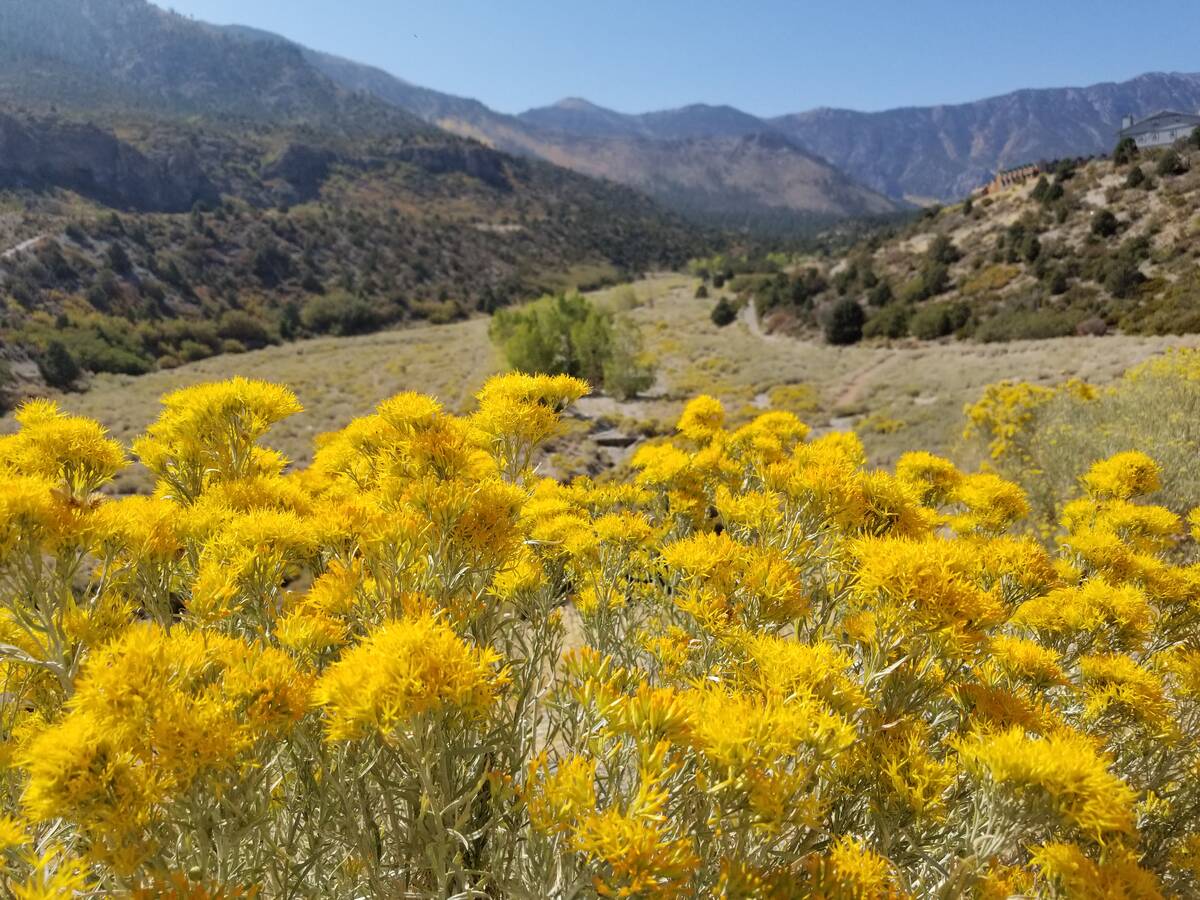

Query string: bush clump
[37,340,81,390]
[490,293,655,398]
[823,298,865,345]
[710,296,737,327]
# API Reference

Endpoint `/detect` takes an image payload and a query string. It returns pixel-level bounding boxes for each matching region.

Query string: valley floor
[9,272,1199,492]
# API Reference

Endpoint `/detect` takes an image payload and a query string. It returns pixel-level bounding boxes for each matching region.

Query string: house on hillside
[1119,110,1200,149]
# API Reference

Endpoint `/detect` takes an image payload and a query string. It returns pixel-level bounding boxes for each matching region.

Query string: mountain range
[2,0,1200,222]
[271,31,1200,210]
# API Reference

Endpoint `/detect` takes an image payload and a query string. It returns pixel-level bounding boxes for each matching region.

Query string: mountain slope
[0,0,426,132]
[772,72,1200,202]
[521,131,897,225]
[0,0,706,394]
[518,99,767,140]
[285,45,899,225]
[729,140,1200,345]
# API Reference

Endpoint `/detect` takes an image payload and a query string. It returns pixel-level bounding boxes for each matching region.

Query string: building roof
[1120,110,1200,138]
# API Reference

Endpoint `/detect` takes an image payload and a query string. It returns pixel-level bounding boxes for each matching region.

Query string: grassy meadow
[9,272,1200,493]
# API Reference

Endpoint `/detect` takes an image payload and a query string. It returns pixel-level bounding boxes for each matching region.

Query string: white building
[1119,110,1200,149]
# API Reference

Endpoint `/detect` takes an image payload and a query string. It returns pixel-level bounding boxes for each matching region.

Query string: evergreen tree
[38,340,81,390]
[824,299,864,345]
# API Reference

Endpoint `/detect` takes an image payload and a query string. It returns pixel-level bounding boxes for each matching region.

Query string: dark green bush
[217,310,273,349]
[710,297,737,327]
[1156,150,1185,177]
[824,299,864,345]
[1104,259,1145,299]
[863,303,910,339]
[1091,210,1119,238]
[301,291,379,336]
[868,281,894,307]
[694,283,709,299]
[1113,137,1138,165]
[38,340,81,389]
[975,308,1080,342]
[910,302,970,340]
[927,235,961,265]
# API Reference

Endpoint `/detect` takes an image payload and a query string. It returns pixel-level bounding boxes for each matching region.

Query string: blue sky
[156,1,1200,116]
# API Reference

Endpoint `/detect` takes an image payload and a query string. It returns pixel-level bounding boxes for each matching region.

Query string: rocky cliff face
[0,112,217,211]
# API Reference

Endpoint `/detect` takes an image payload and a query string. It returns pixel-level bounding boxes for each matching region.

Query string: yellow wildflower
[956,728,1136,841]
[313,615,507,740]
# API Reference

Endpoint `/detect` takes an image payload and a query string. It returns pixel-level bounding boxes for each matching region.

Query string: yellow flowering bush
[0,377,1198,897]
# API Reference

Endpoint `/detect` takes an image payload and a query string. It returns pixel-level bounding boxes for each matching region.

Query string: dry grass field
[9,272,1199,492]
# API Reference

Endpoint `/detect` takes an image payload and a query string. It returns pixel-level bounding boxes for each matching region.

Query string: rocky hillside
[730,136,1200,343]
[227,33,900,228]
[0,0,430,132]
[523,131,897,227]
[0,1,706,398]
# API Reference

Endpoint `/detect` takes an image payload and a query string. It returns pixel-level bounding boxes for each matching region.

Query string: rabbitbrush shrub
[0,371,1198,896]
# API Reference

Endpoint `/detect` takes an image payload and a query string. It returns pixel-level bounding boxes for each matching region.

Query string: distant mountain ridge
[272,40,901,226]
[515,73,1200,202]
[235,20,1200,207]
[769,72,1200,201]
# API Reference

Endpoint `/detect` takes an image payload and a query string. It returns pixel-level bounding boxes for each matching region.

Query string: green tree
[1113,136,1138,165]
[910,303,969,340]
[710,296,737,327]
[824,299,864,345]
[602,318,656,400]
[490,293,657,396]
[1091,210,1119,238]
[863,303,910,339]
[927,235,961,265]
[38,340,81,390]
[868,281,894,307]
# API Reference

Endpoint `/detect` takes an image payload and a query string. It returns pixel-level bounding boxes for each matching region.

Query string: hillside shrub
[863,303,910,339]
[1112,136,1138,165]
[710,296,737,327]
[899,262,950,303]
[0,375,1199,894]
[217,310,273,350]
[867,280,893,307]
[36,340,81,389]
[301,291,380,336]
[960,264,1019,296]
[909,301,970,340]
[1103,257,1145,299]
[1091,209,1120,238]
[1156,150,1185,177]
[974,308,1080,343]
[823,298,864,344]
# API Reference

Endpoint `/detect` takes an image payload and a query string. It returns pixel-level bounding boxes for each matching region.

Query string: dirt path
[739,301,781,342]
[1,234,47,261]
[831,351,898,410]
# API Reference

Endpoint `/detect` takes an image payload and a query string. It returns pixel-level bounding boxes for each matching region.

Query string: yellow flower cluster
[0,376,1197,896]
